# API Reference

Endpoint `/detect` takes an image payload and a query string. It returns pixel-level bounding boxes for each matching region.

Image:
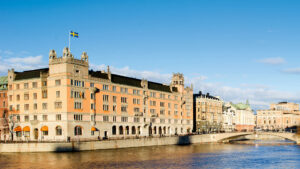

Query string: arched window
[112,126,116,135]
[56,126,62,136]
[74,126,82,136]
[132,126,136,135]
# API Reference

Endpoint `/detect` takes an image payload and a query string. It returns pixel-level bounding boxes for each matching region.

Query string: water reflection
[0,142,300,169]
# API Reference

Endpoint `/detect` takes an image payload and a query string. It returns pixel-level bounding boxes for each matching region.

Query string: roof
[89,70,176,93]
[0,76,8,90]
[194,91,220,100]
[14,68,49,80]
[0,76,7,84]
[231,103,251,110]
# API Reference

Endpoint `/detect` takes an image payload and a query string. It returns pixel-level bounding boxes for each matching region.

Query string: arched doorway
[159,127,162,135]
[149,126,152,136]
[132,126,136,135]
[125,126,129,135]
[154,126,157,135]
[34,128,39,140]
[112,126,116,135]
[74,126,82,136]
[163,127,166,134]
[119,126,123,135]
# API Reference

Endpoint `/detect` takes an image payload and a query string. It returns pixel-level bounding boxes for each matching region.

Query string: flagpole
[69,31,71,52]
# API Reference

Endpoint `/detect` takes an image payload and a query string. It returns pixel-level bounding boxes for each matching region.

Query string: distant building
[256,102,300,131]
[230,101,255,132]
[222,102,236,132]
[193,91,223,133]
[7,47,193,141]
[0,76,8,141]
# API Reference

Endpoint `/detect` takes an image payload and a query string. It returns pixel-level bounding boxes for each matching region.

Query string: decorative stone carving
[49,49,57,59]
[63,47,72,58]
[81,52,88,62]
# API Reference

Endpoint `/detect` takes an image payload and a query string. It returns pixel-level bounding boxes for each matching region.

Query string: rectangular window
[42,81,47,87]
[168,103,171,108]
[17,115,20,122]
[74,114,83,121]
[121,97,127,103]
[134,117,140,123]
[150,109,156,114]
[103,115,109,122]
[134,107,140,113]
[91,93,95,99]
[55,80,61,86]
[91,103,95,110]
[42,103,47,110]
[103,84,109,90]
[34,115,37,121]
[17,95,20,101]
[56,91,60,98]
[90,82,94,87]
[24,104,29,110]
[113,96,117,103]
[9,95,12,101]
[121,106,127,113]
[24,83,28,89]
[34,103,37,110]
[113,116,117,122]
[103,104,109,111]
[160,102,165,107]
[121,116,128,122]
[16,84,20,89]
[160,109,165,115]
[24,94,29,100]
[32,82,37,88]
[55,102,62,109]
[33,93,37,99]
[103,95,109,102]
[25,115,29,122]
[113,105,116,112]
[74,102,82,109]
[43,115,48,121]
[71,79,73,86]
[16,104,20,111]
[42,90,47,98]
[56,114,61,121]
[112,86,116,92]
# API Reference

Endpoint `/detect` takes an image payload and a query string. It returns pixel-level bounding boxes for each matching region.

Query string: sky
[1,0,300,110]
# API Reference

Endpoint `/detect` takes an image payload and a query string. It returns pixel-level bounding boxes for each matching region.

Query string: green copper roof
[0,76,8,90]
[231,102,251,110]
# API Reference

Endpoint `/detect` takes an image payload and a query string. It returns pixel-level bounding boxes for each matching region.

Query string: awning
[91,127,97,131]
[14,126,22,132]
[23,126,30,132]
[41,126,48,131]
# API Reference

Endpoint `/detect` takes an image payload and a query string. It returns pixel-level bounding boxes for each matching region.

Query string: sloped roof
[14,68,49,80]
[89,70,176,93]
[0,76,7,84]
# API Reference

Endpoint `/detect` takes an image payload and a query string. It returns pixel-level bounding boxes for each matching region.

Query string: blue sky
[1,0,300,109]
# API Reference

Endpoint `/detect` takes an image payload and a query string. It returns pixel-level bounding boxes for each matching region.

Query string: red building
[0,76,8,141]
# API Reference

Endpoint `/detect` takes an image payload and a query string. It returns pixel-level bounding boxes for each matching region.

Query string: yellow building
[193,92,223,133]
[257,102,300,131]
[7,47,193,141]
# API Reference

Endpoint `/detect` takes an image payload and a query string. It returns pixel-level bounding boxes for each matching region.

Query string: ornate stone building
[7,47,193,141]
[0,76,8,141]
[257,102,300,131]
[193,91,223,133]
[231,101,255,132]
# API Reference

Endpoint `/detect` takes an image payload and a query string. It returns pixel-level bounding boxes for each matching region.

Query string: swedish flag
[70,31,79,38]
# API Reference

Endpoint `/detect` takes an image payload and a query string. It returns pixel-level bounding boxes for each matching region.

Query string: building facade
[222,102,236,132]
[230,101,255,132]
[193,91,223,133]
[256,102,300,131]
[7,47,193,141]
[0,76,8,141]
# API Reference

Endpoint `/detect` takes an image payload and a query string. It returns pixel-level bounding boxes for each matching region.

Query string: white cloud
[282,68,300,74]
[0,51,46,75]
[92,64,300,111]
[258,57,286,65]
[5,55,43,65]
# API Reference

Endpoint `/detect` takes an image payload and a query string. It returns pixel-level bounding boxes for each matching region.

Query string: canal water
[0,140,299,169]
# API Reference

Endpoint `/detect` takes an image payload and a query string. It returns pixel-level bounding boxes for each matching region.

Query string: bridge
[190,132,300,144]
